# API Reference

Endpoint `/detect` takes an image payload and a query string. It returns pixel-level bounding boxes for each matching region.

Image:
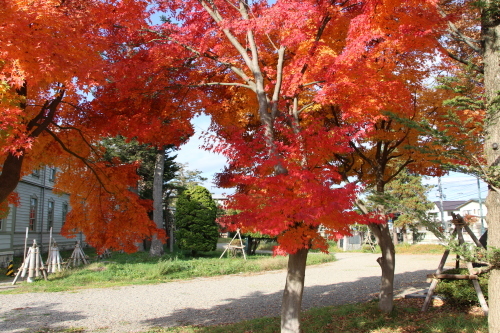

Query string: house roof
[456,199,482,209]
[433,201,467,211]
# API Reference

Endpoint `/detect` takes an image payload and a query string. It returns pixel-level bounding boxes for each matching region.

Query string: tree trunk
[483,2,500,329]
[150,150,165,257]
[281,248,308,333]
[392,226,398,245]
[369,223,395,313]
[0,152,24,204]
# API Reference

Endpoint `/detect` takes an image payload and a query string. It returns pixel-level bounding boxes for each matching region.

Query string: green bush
[175,186,219,255]
[435,268,489,307]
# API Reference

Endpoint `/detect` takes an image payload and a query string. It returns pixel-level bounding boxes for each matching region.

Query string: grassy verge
[354,243,446,254]
[1,248,334,294]
[145,298,487,333]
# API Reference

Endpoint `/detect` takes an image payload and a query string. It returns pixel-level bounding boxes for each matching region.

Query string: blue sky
[423,173,487,203]
[174,114,230,197]
[175,115,488,202]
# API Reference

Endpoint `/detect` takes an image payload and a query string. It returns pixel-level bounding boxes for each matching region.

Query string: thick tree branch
[349,141,377,169]
[44,128,112,194]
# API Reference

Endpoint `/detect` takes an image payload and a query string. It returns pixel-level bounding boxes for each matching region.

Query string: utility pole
[477,177,485,235]
[438,177,446,232]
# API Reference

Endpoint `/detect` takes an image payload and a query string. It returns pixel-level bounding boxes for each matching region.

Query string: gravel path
[0,253,447,333]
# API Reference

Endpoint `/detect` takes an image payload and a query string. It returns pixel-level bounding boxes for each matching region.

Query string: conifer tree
[175,186,219,255]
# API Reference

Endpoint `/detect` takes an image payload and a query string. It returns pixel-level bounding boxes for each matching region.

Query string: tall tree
[482,2,500,326]
[151,149,167,256]
[408,2,500,329]
[365,171,436,244]
[102,137,181,255]
[147,1,444,330]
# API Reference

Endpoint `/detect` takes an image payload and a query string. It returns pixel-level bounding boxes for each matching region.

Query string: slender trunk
[392,226,398,245]
[369,223,395,313]
[150,150,165,257]
[402,227,408,244]
[281,248,308,333]
[356,199,395,313]
[483,2,500,330]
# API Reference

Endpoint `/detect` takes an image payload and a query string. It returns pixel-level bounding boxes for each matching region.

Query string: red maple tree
[145,0,445,330]
[0,0,194,252]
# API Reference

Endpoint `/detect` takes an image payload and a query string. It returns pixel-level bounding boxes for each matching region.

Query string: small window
[47,201,54,231]
[32,169,40,178]
[62,203,68,225]
[29,197,37,231]
[49,168,56,182]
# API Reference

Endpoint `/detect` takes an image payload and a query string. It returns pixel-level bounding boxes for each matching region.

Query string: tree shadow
[1,302,88,332]
[140,268,434,329]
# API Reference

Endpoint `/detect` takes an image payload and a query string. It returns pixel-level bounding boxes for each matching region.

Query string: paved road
[0,253,446,332]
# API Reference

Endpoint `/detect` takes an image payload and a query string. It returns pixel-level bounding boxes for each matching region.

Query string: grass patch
[147,298,487,333]
[2,248,334,294]
[395,243,445,254]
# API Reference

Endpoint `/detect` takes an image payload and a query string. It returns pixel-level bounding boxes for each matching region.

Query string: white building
[0,167,74,267]
[428,199,487,238]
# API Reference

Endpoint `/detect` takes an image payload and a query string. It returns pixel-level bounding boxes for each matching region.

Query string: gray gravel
[0,252,448,333]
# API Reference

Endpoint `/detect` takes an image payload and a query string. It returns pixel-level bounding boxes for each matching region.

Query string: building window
[62,203,68,225]
[49,168,56,182]
[47,200,54,231]
[32,169,40,178]
[29,197,37,231]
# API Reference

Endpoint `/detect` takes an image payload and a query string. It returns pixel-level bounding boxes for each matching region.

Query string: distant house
[0,166,74,267]
[428,199,487,237]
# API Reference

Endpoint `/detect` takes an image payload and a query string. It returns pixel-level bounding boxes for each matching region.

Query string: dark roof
[433,201,467,211]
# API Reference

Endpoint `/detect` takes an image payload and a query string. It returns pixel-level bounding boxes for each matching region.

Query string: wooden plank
[463,224,485,248]
[422,248,451,312]
[466,261,489,315]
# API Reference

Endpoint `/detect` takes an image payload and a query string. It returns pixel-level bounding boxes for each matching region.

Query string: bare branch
[297,102,315,114]
[437,6,482,55]
[271,46,286,118]
[302,81,325,87]
[144,29,256,90]
[199,0,255,70]
[190,82,253,90]
[445,49,484,73]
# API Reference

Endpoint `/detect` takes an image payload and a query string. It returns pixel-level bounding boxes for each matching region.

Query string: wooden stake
[219,229,246,259]
[422,215,488,315]
[65,240,89,268]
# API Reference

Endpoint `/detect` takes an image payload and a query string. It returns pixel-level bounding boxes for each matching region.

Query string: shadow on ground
[140,268,434,329]
[1,302,88,333]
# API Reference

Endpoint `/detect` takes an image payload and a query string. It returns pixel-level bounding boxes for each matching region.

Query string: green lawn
[1,246,334,293]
